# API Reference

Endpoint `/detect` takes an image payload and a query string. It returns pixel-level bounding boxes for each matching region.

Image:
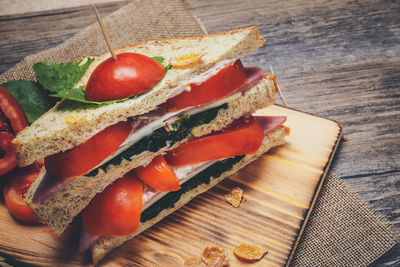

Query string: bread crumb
[343,136,349,142]
[233,243,267,261]
[64,114,88,125]
[201,247,229,266]
[184,257,205,267]
[225,187,243,207]
[170,53,205,69]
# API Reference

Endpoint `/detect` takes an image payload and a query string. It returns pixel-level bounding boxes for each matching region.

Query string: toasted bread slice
[25,75,276,234]
[13,27,265,167]
[91,125,290,263]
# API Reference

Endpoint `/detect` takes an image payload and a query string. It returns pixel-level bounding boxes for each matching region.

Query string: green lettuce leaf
[1,80,58,124]
[50,86,127,105]
[151,56,165,63]
[33,57,95,93]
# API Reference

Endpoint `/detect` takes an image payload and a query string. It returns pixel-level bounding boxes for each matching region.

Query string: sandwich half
[13,27,285,235]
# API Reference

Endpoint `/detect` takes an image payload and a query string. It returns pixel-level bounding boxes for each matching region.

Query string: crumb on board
[343,136,349,142]
[201,246,229,266]
[233,243,268,261]
[225,187,243,208]
[184,257,205,267]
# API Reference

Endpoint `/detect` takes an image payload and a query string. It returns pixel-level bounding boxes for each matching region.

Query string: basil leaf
[33,57,95,93]
[1,80,57,124]
[151,56,165,63]
[50,86,127,105]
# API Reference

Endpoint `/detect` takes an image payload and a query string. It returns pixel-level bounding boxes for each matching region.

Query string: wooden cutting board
[0,104,341,267]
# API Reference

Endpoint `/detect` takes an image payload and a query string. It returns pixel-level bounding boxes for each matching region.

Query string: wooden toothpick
[269,65,288,107]
[93,5,117,60]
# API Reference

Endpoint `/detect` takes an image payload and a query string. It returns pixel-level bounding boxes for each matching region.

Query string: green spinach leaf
[1,80,58,124]
[33,57,95,93]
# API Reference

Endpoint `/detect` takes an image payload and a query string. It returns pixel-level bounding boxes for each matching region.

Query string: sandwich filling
[78,115,287,252]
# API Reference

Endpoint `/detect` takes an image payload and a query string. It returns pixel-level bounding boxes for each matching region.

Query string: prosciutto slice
[255,116,287,135]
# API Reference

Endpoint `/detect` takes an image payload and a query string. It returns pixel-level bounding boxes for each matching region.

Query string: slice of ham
[255,116,287,135]
[32,172,74,203]
[79,227,100,253]
[242,67,266,91]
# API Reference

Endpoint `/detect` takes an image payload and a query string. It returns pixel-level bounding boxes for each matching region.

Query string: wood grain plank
[0,105,341,266]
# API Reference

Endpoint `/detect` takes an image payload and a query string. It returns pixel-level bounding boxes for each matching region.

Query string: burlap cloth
[0,0,399,266]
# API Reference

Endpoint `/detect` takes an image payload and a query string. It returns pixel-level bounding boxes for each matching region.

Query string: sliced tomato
[166,116,264,167]
[160,60,247,111]
[3,162,43,224]
[0,86,28,134]
[134,155,180,192]
[45,121,132,179]
[0,132,17,176]
[81,171,143,236]
[85,53,166,102]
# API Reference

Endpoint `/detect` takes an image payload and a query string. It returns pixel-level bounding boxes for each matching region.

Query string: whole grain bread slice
[25,75,276,234]
[13,27,265,167]
[91,125,290,264]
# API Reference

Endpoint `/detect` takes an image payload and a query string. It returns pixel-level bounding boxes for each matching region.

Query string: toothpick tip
[269,65,288,107]
[93,5,117,60]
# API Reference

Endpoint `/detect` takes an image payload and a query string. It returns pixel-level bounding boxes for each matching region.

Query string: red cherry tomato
[0,132,17,176]
[82,171,143,236]
[0,86,28,134]
[160,60,247,111]
[3,162,43,224]
[134,155,180,192]
[45,121,132,179]
[166,116,264,167]
[0,86,29,176]
[85,53,166,102]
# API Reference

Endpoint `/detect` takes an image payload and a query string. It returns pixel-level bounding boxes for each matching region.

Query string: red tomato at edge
[85,53,166,102]
[134,155,180,192]
[166,116,265,167]
[160,60,247,111]
[82,171,143,236]
[45,121,132,179]
[3,162,43,224]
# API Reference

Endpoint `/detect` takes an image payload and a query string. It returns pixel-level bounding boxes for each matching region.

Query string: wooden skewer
[269,65,288,107]
[93,5,117,60]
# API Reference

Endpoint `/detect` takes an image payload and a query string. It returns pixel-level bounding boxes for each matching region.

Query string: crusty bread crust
[91,126,290,263]
[25,76,276,234]
[13,27,265,167]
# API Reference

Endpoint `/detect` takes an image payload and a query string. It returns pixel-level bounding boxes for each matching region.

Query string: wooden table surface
[0,0,399,265]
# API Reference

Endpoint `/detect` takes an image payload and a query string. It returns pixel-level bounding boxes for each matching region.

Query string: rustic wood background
[0,105,341,266]
[0,0,399,265]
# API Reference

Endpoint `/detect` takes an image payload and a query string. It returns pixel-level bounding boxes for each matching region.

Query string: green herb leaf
[1,80,58,124]
[49,86,127,105]
[33,57,95,93]
[151,56,165,63]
